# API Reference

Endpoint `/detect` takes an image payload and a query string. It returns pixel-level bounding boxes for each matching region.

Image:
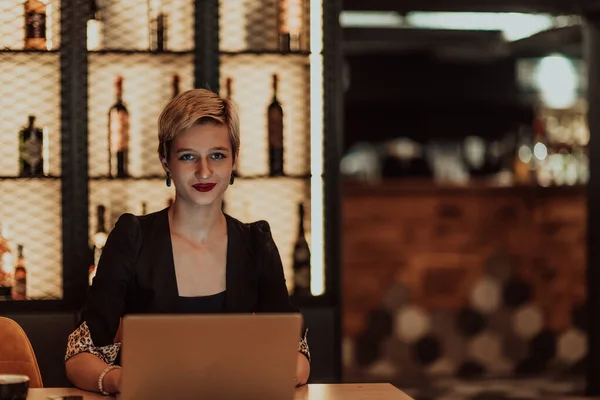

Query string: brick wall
[342,181,587,382]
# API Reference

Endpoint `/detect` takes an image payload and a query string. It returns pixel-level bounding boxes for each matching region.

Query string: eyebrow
[175,147,231,153]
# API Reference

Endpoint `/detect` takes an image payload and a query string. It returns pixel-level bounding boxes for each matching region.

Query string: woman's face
[165,122,235,208]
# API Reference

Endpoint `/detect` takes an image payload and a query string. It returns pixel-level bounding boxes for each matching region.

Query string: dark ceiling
[341,0,585,59]
[342,0,581,14]
[340,1,591,149]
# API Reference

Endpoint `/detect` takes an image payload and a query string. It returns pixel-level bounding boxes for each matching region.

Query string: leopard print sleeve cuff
[298,328,311,363]
[64,321,121,365]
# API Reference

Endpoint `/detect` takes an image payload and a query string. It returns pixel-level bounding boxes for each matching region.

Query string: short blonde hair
[157,88,240,162]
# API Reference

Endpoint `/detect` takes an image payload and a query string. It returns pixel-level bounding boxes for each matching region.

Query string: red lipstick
[192,183,216,192]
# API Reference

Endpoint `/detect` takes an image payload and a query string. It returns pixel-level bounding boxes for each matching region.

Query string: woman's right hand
[103,367,122,394]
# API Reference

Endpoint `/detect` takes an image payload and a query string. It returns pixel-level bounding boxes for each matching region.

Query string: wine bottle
[277,0,304,52]
[89,205,108,286]
[24,0,47,50]
[267,74,284,176]
[86,0,103,51]
[12,245,27,301]
[224,77,238,178]
[292,203,311,297]
[156,12,167,51]
[19,115,44,177]
[224,77,233,100]
[148,0,168,52]
[108,76,130,178]
[172,74,180,99]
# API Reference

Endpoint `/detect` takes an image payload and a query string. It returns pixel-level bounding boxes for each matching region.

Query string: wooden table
[28,383,411,399]
[294,384,411,399]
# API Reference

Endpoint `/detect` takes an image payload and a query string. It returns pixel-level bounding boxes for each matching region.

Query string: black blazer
[82,208,302,348]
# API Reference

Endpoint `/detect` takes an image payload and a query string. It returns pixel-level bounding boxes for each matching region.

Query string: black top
[179,291,227,314]
[82,208,302,349]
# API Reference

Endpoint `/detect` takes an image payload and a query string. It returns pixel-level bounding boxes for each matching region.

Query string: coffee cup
[0,374,29,400]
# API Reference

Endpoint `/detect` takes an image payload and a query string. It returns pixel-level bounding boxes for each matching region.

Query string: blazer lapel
[149,208,180,313]
[225,215,254,313]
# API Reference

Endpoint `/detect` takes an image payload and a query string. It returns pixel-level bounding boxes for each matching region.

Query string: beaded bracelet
[98,364,121,396]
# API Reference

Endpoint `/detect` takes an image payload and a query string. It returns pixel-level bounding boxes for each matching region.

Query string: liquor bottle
[224,77,233,100]
[89,205,108,286]
[277,0,304,52]
[0,221,12,300]
[12,245,27,301]
[148,0,168,52]
[108,76,130,178]
[86,0,103,51]
[19,115,44,177]
[267,74,284,176]
[156,12,167,52]
[172,74,180,99]
[24,0,47,50]
[224,78,238,178]
[292,203,311,297]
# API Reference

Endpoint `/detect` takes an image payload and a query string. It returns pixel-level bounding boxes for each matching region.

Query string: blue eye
[179,154,194,161]
[211,153,226,160]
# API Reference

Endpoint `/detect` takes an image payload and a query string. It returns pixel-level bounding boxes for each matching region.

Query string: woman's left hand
[295,352,310,386]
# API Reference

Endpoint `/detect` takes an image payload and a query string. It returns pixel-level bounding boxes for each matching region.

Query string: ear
[160,157,170,174]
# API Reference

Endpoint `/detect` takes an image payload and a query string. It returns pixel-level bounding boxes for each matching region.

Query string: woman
[65,89,311,395]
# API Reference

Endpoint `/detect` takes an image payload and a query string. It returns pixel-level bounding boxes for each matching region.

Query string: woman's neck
[168,199,226,244]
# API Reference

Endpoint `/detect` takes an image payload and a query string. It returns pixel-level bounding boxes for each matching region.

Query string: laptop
[120,313,302,400]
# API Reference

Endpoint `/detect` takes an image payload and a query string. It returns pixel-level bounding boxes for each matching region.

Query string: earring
[166,172,172,187]
[229,172,235,185]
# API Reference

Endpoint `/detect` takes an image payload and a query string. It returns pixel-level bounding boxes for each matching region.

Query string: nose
[195,157,212,180]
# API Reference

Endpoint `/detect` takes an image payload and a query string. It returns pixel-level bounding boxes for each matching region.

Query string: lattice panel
[220,0,277,52]
[0,1,62,302]
[93,0,194,51]
[224,178,311,291]
[88,53,194,178]
[219,0,310,52]
[89,179,174,237]
[0,53,61,177]
[0,179,62,299]
[221,54,310,177]
[0,0,61,50]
